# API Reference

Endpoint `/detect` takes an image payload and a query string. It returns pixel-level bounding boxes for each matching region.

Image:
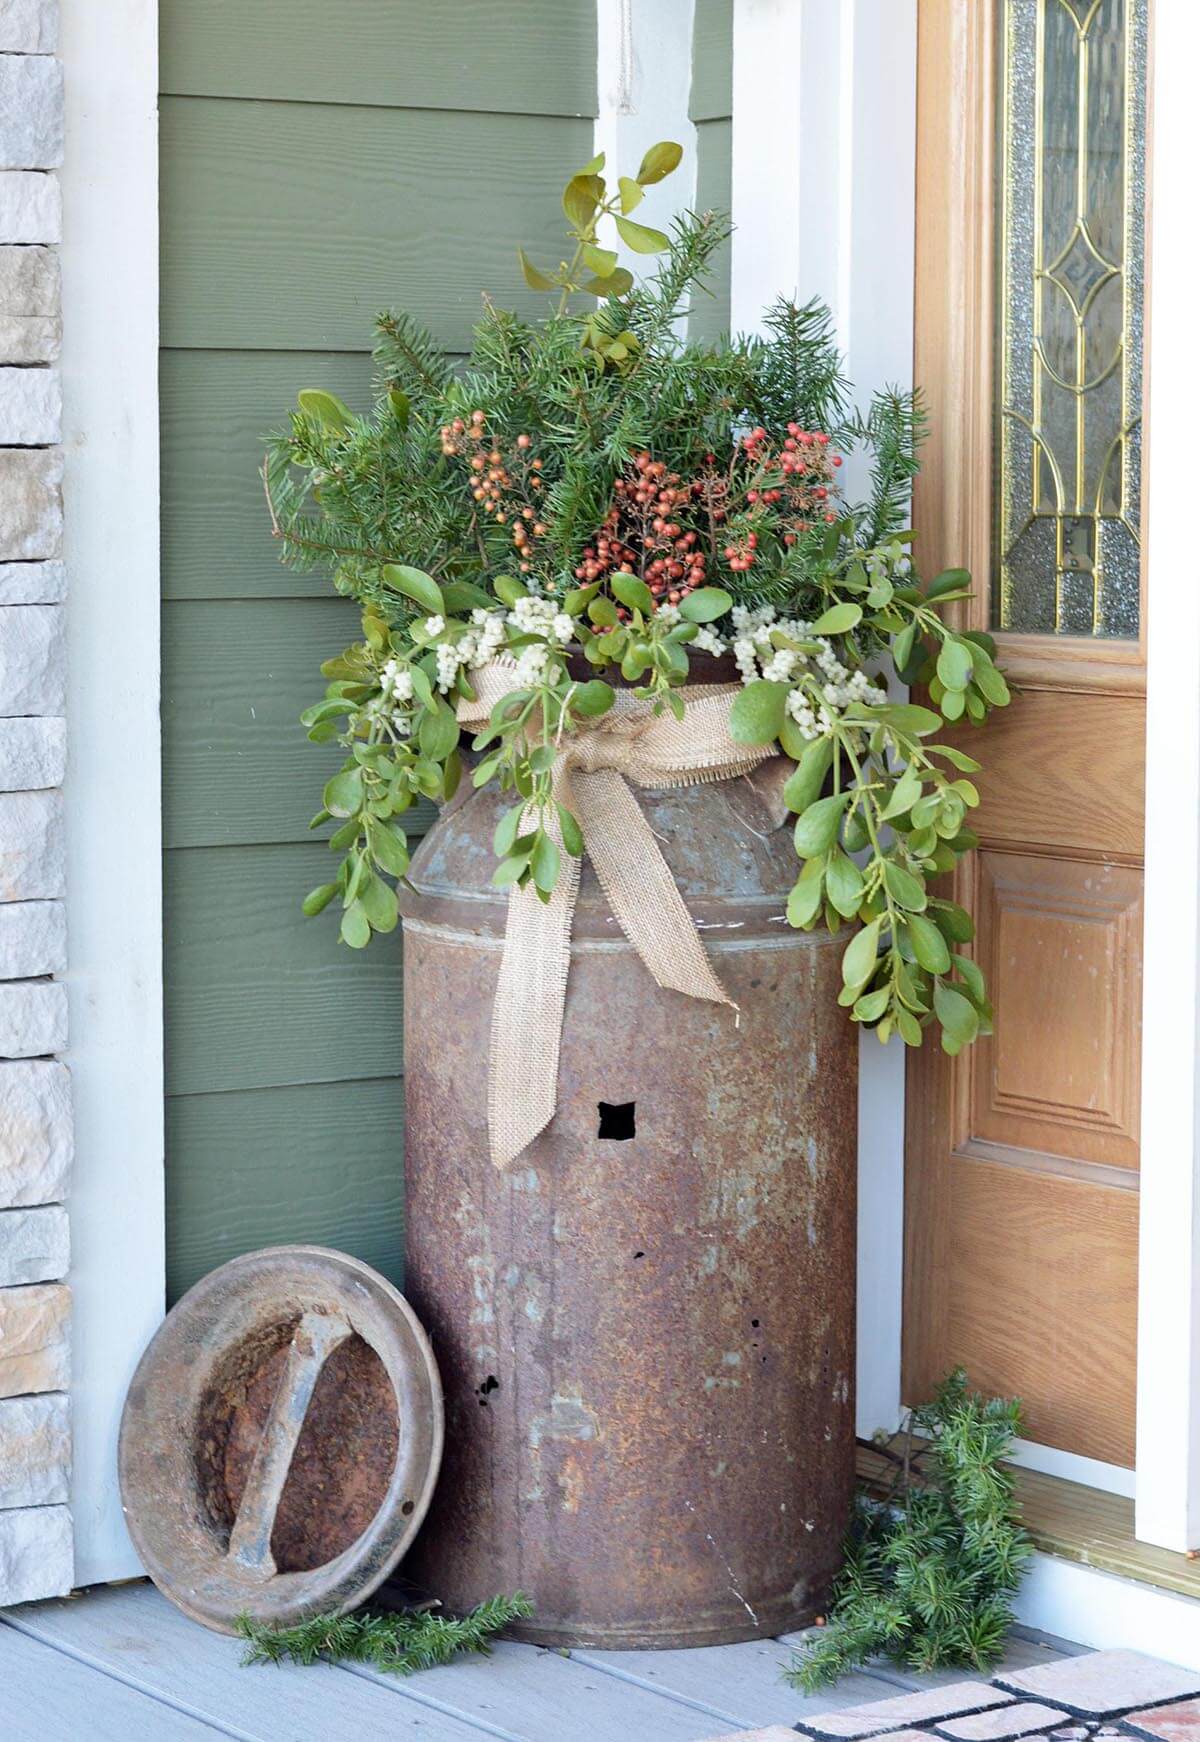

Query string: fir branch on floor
[236,1592,533,1677]
[787,1369,1032,1692]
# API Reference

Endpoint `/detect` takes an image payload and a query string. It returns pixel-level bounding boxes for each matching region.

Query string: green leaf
[880,764,922,820]
[973,661,1011,706]
[493,804,526,858]
[893,623,916,671]
[936,638,974,692]
[636,140,683,185]
[492,853,530,889]
[927,742,982,772]
[387,387,410,426]
[323,767,364,818]
[926,567,972,600]
[297,388,353,432]
[729,680,789,745]
[896,1006,924,1046]
[615,216,670,254]
[441,580,494,615]
[518,248,556,291]
[583,242,618,277]
[809,602,863,636]
[493,573,527,607]
[907,912,952,974]
[826,849,865,919]
[678,586,732,623]
[531,833,561,895]
[581,269,635,298]
[418,705,460,762]
[932,900,975,943]
[340,901,371,949]
[557,803,584,857]
[842,917,882,991]
[381,564,444,616]
[883,860,928,911]
[855,701,943,737]
[587,595,619,627]
[368,821,409,877]
[571,679,615,717]
[942,687,966,722]
[528,744,557,774]
[563,172,604,229]
[618,176,644,213]
[935,980,979,1048]
[793,793,849,858]
[787,859,825,928]
[782,737,834,814]
[853,986,891,1023]
[302,882,339,917]
[359,872,398,934]
[612,574,655,615]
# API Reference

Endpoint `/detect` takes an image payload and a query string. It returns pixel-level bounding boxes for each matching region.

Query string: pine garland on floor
[236,1592,533,1677]
[788,1369,1032,1692]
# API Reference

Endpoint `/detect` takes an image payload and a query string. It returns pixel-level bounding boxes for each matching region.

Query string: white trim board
[731,0,918,1442]
[1016,1553,1200,1674]
[1134,0,1200,1554]
[59,0,164,1583]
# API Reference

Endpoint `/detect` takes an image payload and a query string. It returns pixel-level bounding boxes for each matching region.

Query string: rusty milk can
[398,735,857,1649]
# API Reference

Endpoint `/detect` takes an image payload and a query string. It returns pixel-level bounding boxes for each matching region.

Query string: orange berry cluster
[574,452,708,606]
[440,411,547,574]
[740,423,842,536]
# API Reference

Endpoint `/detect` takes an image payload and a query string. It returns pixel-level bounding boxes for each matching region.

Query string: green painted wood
[161,0,596,119]
[161,348,376,601]
[165,1079,405,1303]
[690,0,733,122]
[161,98,594,352]
[690,119,731,342]
[164,842,405,1097]
[162,595,437,848]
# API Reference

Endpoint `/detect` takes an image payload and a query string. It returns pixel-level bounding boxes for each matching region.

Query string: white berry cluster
[422,596,577,694]
[728,604,888,743]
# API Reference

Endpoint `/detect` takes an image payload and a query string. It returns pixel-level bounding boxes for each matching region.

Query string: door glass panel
[993,0,1147,637]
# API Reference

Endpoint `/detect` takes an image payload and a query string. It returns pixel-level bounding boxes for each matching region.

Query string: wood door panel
[907,1155,1138,1466]
[972,851,1143,1170]
[964,689,1145,858]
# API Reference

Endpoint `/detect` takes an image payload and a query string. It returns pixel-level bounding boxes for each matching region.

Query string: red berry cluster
[441,411,547,573]
[575,452,708,606]
[740,423,842,534]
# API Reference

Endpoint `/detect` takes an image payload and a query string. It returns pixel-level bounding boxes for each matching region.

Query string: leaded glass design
[993,0,1146,637]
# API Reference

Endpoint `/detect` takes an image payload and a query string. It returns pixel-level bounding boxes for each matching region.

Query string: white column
[1134,0,1200,1553]
[594,0,698,276]
[59,0,164,1582]
[732,0,918,1439]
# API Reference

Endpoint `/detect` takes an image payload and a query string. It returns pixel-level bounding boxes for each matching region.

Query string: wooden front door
[903,0,1149,1468]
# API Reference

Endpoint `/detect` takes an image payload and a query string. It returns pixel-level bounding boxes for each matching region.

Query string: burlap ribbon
[458,661,777,1168]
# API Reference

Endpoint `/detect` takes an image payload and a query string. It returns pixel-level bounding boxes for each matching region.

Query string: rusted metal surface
[399,756,858,1649]
[118,1245,443,1633]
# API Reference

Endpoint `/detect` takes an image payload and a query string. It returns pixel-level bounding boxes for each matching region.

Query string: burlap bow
[458,661,778,1168]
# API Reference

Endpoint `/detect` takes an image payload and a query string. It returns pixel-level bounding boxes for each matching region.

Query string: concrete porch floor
[0,1578,1094,1742]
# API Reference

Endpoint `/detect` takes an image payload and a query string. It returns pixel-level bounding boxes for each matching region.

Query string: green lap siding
[159,1,597,1301]
[690,0,733,343]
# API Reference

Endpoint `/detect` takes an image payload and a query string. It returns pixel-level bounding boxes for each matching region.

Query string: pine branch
[236,1592,533,1678]
[786,1370,1031,1694]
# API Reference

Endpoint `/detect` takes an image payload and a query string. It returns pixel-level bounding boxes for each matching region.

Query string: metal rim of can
[118,1244,444,1635]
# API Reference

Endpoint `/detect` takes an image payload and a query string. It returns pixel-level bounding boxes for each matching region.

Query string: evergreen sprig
[236,1592,533,1678]
[787,1371,1031,1691]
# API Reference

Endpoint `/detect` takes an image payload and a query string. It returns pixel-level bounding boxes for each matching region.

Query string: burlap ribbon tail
[458,662,776,1168]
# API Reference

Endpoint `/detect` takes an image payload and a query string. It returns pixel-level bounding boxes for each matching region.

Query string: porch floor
[0,1579,1085,1742]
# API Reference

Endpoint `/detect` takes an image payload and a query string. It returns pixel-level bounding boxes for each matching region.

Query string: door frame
[731,0,1200,1551]
[60,0,164,1583]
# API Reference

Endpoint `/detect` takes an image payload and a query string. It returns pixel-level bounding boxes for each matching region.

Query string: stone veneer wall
[0,0,74,1606]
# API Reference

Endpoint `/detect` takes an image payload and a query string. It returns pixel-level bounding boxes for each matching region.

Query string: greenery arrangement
[265,139,1011,1053]
[788,1370,1031,1690]
[236,1592,532,1677]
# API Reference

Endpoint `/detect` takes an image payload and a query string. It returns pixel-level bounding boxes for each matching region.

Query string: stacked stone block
[0,0,73,1605]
